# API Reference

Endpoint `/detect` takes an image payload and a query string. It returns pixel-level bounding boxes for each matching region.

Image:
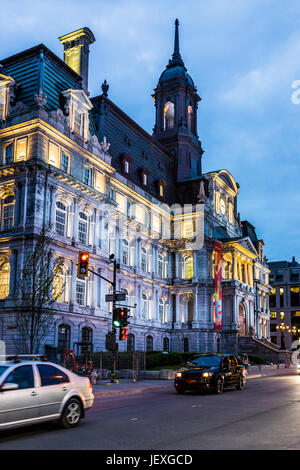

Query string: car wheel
[236,376,245,390]
[215,378,224,394]
[175,386,186,394]
[60,398,82,429]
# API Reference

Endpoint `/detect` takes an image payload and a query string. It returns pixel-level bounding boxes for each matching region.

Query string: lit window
[159,184,164,198]
[183,256,193,280]
[53,266,68,303]
[142,173,148,186]
[270,312,276,319]
[74,109,84,135]
[55,202,67,237]
[16,138,27,161]
[188,105,193,130]
[183,221,193,238]
[0,88,6,120]
[2,195,14,230]
[58,324,70,352]
[164,101,174,129]
[280,312,284,320]
[78,212,88,244]
[0,261,10,299]
[124,160,129,174]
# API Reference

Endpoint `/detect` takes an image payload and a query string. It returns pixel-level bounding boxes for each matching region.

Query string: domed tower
[152,19,203,181]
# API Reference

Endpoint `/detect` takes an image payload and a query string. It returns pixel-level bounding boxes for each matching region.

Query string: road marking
[131,417,139,421]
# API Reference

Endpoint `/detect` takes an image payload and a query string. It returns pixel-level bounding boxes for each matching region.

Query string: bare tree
[15,227,65,354]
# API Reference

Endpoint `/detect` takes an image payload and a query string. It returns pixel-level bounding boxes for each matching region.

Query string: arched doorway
[238,302,246,336]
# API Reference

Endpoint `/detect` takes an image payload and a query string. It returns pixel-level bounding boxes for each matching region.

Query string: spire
[169,18,185,68]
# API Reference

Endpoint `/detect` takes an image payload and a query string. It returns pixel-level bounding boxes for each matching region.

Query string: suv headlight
[202,372,213,378]
[176,372,182,378]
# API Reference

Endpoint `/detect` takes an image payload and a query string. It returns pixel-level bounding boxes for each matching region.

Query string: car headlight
[202,372,213,378]
[176,372,182,378]
[297,364,300,369]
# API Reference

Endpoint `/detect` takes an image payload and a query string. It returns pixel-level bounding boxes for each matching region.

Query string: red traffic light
[77,251,89,277]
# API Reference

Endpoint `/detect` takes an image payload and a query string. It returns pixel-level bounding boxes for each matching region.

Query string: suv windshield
[187,356,222,368]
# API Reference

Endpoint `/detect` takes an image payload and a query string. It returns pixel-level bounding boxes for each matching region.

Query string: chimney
[292,256,296,262]
[58,27,95,93]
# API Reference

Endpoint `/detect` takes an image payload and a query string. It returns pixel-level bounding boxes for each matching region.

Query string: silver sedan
[0,360,94,430]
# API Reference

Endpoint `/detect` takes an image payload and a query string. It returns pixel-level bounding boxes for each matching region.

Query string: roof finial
[169,18,185,67]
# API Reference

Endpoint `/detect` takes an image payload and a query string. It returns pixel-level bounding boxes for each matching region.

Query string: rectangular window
[183,221,193,238]
[269,288,276,308]
[280,287,284,307]
[61,152,70,173]
[16,138,27,161]
[83,167,92,186]
[290,269,299,282]
[116,193,126,213]
[135,205,144,224]
[0,88,7,120]
[4,142,13,164]
[152,214,160,233]
[49,141,59,166]
[276,270,283,282]
[270,312,276,319]
[74,110,83,135]
[76,279,86,305]
[290,287,300,307]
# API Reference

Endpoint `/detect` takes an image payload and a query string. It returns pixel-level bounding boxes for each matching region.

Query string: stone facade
[0,23,271,357]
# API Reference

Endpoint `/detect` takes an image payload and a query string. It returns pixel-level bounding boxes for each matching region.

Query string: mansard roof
[91,94,177,203]
[0,43,82,112]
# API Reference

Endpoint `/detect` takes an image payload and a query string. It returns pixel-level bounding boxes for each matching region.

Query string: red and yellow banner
[213,242,222,331]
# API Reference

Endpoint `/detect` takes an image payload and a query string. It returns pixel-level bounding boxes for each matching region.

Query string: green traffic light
[113,320,121,327]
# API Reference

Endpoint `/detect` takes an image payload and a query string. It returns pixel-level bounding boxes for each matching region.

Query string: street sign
[105,293,126,302]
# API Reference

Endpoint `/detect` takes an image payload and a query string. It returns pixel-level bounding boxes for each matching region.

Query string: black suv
[174,353,245,394]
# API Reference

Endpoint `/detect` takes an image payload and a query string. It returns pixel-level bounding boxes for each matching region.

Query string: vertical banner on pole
[213,242,222,331]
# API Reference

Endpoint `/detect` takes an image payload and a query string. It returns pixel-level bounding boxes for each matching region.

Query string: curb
[93,368,297,398]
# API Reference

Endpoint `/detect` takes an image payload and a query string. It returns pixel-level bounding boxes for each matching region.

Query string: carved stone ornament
[197,180,206,202]
[100,136,110,152]
[34,88,47,107]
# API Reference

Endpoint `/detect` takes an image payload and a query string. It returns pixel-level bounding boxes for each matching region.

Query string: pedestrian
[243,354,249,372]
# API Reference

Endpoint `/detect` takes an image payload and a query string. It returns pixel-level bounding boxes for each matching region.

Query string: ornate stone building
[0,22,273,357]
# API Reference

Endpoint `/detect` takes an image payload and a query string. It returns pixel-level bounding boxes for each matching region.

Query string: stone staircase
[238,336,290,364]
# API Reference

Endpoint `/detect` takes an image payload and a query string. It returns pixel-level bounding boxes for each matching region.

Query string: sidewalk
[92,365,297,398]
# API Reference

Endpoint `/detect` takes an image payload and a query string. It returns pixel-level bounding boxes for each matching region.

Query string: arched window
[163,337,169,352]
[164,101,175,129]
[183,256,193,280]
[55,201,67,237]
[78,211,89,244]
[146,335,153,352]
[58,324,70,353]
[82,326,93,344]
[188,105,193,131]
[2,195,15,230]
[127,334,135,351]
[183,337,189,353]
[0,261,10,299]
[159,298,164,323]
[121,239,129,266]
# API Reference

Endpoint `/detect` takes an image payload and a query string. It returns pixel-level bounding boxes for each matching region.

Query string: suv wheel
[175,386,186,394]
[61,398,82,428]
[236,376,245,390]
[216,378,224,394]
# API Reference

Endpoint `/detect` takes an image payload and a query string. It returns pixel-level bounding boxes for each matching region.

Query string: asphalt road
[0,374,299,450]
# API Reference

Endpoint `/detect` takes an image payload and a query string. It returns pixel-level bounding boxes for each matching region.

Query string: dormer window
[157,179,166,199]
[0,74,15,121]
[140,168,150,188]
[62,89,93,142]
[121,154,132,176]
[124,160,129,174]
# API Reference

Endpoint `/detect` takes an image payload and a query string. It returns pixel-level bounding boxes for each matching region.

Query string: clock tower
[152,19,204,181]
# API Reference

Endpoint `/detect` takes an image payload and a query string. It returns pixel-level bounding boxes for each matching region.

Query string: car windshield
[187,356,222,368]
[0,366,9,378]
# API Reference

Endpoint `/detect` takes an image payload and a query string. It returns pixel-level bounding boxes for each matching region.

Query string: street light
[276,322,288,350]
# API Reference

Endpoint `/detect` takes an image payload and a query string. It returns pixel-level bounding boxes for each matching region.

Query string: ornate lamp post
[276,322,289,350]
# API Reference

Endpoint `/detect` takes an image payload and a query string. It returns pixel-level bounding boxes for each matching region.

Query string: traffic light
[112,308,122,328]
[119,327,129,341]
[77,251,89,277]
[120,308,129,327]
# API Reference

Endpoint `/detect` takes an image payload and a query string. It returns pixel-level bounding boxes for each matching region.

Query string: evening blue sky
[1,0,300,262]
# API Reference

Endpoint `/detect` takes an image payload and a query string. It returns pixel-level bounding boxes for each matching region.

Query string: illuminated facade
[0,23,273,357]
